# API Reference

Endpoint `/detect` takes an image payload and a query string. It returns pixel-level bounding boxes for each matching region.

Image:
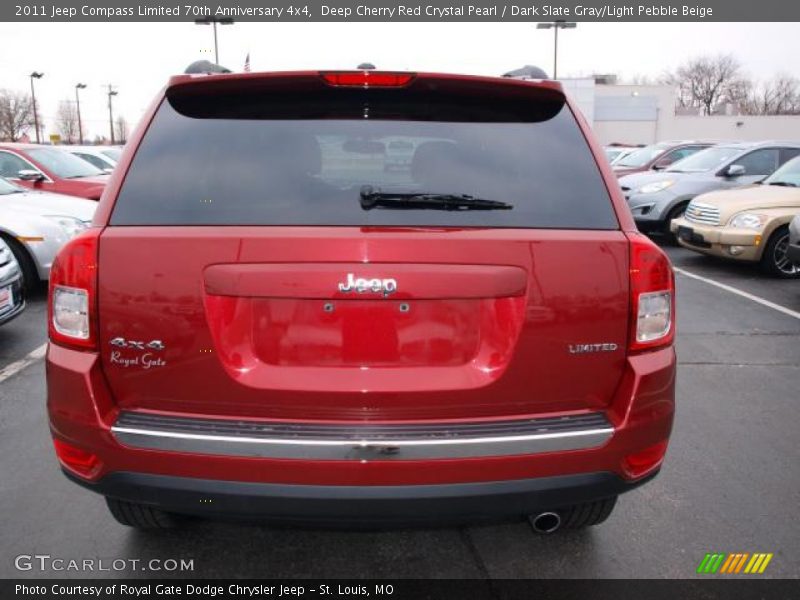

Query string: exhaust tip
[529,511,562,534]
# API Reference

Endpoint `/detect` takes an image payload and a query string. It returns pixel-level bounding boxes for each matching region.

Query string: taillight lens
[48,228,100,351]
[628,233,675,352]
[320,71,415,87]
[52,286,90,339]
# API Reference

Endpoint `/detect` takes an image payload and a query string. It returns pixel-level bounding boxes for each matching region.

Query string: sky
[1,21,799,140]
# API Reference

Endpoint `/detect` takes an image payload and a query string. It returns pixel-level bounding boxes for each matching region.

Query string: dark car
[47,68,676,532]
[0,238,25,326]
[612,140,715,178]
[788,214,800,266]
[0,144,109,200]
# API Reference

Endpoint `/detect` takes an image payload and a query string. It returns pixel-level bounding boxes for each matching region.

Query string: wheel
[105,497,182,530]
[662,202,688,245]
[559,496,617,530]
[0,233,40,292]
[759,226,800,278]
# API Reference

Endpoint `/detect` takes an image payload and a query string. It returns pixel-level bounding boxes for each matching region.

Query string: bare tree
[0,89,35,142]
[663,54,745,115]
[114,116,128,144]
[56,100,79,143]
[747,75,800,115]
[628,73,655,86]
[724,77,754,113]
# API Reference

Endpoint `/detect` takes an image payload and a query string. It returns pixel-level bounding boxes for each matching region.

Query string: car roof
[711,140,800,150]
[0,143,77,153]
[61,146,109,153]
[0,143,39,151]
[651,140,724,146]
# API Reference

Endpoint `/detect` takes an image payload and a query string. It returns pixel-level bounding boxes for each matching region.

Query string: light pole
[107,85,118,145]
[29,72,44,143]
[195,16,234,64]
[75,83,87,144]
[536,21,576,79]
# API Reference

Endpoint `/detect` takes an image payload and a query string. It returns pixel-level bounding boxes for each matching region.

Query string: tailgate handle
[204,263,527,299]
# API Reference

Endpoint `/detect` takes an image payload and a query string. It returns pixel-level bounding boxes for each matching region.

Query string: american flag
[244,52,251,72]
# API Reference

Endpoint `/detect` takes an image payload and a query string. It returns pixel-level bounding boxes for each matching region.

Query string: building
[559,78,800,145]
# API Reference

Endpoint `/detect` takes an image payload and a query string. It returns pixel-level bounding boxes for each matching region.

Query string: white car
[603,146,636,165]
[62,145,123,172]
[0,176,96,289]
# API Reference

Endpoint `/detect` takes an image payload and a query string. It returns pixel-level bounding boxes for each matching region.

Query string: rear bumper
[47,343,675,519]
[65,468,656,524]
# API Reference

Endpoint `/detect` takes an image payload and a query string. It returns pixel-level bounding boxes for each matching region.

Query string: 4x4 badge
[110,337,165,351]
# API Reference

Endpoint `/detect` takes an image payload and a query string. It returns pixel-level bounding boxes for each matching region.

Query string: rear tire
[759,226,800,278]
[559,496,617,530]
[105,497,182,530]
[0,233,39,292]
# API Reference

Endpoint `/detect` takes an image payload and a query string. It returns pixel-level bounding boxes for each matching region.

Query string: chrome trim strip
[111,419,613,460]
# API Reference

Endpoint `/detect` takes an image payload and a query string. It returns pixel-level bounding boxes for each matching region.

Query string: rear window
[111,82,617,229]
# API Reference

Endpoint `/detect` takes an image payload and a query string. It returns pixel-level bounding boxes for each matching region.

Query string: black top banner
[3,0,799,22]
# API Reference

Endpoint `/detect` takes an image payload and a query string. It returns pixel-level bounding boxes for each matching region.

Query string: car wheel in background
[0,233,39,292]
[760,226,800,278]
[662,202,689,245]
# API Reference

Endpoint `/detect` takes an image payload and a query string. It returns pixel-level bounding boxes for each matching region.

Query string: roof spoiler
[184,60,232,75]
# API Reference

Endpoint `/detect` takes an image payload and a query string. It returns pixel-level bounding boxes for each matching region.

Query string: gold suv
[670,156,800,278]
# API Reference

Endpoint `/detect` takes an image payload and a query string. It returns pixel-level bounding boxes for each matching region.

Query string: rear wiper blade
[359,185,512,211]
[768,181,798,187]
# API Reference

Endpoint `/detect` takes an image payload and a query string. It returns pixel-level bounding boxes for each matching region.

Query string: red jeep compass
[46,69,676,531]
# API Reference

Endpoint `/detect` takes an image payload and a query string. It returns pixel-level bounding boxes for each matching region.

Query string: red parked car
[46,68,676,532]
[0,144,108,200]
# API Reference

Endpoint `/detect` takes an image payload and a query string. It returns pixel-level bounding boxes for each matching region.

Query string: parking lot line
[674,267,800,320]
[0,343,47,384]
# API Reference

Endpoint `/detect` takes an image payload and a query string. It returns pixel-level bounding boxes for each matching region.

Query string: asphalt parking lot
[1,243,798,579]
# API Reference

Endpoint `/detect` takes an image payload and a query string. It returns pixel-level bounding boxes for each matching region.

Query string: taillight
[48,228,100,351]
[628,232,675,353]
[320,71,415,87]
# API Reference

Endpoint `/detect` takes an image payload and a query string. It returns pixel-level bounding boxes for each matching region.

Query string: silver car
[0,238,25,326]
[619,141,800,235]
[0,176,96,289]
[63,145,123,172]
